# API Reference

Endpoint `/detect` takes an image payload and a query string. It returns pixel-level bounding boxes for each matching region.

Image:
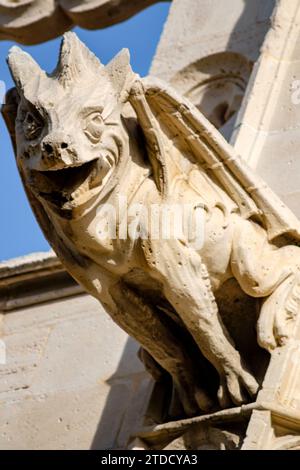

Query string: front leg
[142,239,259,408]
[108,279,214,416]
[60,253,210,415]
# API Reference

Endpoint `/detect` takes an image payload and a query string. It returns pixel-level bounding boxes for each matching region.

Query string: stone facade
[0,252,152,449]
[2,0,300,451]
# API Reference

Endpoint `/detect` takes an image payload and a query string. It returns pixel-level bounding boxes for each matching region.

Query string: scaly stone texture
[0,0,167,44]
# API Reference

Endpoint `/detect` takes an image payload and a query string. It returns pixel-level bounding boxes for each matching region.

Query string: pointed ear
[8,46,44,92]
[106,49,136,102]
[56,32,104,86]
[1,87,20,154]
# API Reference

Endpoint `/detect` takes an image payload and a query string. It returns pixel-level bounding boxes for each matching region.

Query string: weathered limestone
[151,0,275,141]
[4,31,300,451]
[151,0,275,81]
[0,0,166,44]
[232,0,300,219]
[60,0,165,29]
[130,404,255,450]
[0,252,151,450]
[150,0,300,449]
[3,0,300,451]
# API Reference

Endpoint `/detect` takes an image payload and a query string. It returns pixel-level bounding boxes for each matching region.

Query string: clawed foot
[175,382,214,417]
[177,365,258,415]
[174,362,259,416]
[217,365,259,408]
[257,275,300,352]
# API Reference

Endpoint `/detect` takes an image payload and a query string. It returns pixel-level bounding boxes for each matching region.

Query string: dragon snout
[40,133,78,169]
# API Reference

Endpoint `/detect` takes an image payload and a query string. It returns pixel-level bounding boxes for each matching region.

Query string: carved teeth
[31,158,99,208]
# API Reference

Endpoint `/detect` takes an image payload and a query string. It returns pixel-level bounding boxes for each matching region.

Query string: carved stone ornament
[0,0,166,44]
[169,52,253,141]
[3,32,300,448]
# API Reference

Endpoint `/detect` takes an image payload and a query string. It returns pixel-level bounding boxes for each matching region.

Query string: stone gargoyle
[3,32,300,418]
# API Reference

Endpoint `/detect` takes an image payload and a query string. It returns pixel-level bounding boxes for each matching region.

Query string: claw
[257,274,300,352]
[174,383,201,417]
[220,367,259,407]
[195,388,214,412]
[257,295,277,352]
[217,380,232,409]
[241,370,259,397]
[226,372,247,405]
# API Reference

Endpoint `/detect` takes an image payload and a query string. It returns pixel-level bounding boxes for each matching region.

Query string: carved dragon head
[5,32,136,218]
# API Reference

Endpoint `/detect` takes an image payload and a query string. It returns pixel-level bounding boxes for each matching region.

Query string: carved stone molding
[231,0,300,220]
[0,251,83,312]
[0,0,168,45]
[170,52,253,141]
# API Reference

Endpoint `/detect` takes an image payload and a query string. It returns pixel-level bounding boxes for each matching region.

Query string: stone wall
[0,253,152,450]
[151,0,275,141]
[3,0,299,451]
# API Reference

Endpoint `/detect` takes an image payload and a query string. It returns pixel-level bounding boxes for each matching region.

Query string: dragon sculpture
[3,33,300,418]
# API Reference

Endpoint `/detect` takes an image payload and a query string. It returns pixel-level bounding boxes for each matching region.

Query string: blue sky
[0,2,170,262]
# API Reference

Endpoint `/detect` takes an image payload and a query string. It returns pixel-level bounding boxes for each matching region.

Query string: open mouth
[30,159,102,211]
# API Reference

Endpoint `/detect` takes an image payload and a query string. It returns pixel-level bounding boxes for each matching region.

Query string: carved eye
[84,112,104,143]
[23,111,43,141]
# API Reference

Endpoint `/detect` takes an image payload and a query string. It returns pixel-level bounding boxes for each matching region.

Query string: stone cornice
[0,251,83,312]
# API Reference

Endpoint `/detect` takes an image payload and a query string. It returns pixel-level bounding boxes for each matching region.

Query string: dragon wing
[129,76,300,242]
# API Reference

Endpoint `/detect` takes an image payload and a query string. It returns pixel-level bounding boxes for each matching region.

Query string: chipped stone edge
[0,251,84,312]
[0,250,60,280]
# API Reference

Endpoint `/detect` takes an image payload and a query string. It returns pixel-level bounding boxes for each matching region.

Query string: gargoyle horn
[54,32,105,88]
[106,48,137,102]
[7,46,46,98]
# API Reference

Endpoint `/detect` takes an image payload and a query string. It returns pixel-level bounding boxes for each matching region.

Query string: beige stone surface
[3,0,300,451]
[241,292,300,450]
[0,286,150,449]
[151,0,275,142]
[151,0,275,81]
[232,0,300,219]
[0,0,166,44]
[6,32,300,430]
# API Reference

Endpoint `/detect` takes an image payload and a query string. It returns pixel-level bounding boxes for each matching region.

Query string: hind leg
[231,216,300,350]
[257,273,300,350]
